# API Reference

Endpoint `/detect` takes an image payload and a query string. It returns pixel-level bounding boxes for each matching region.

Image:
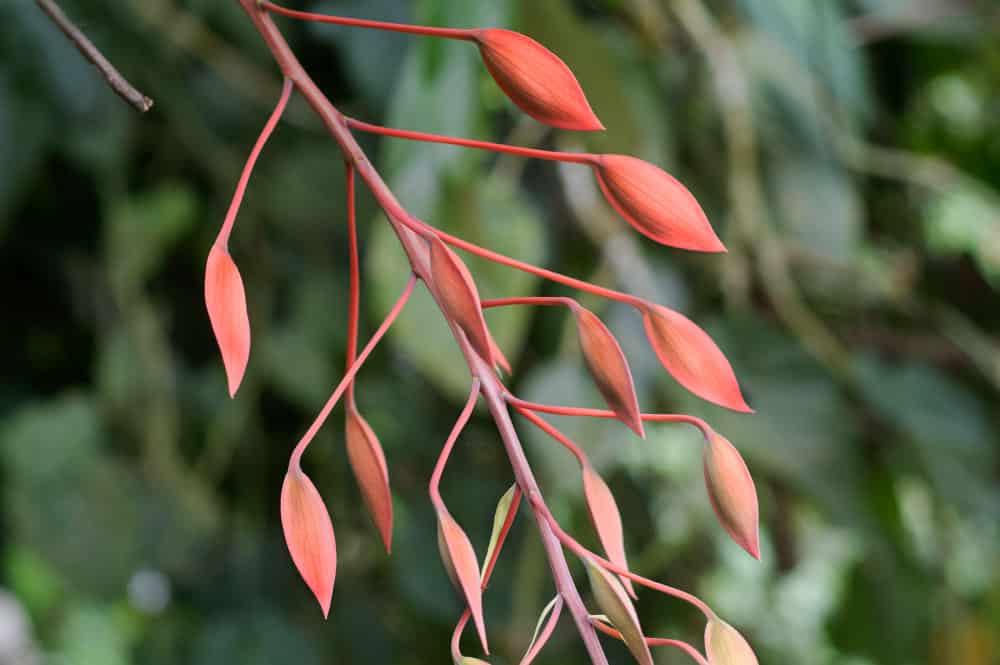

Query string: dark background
[1,0,998,663]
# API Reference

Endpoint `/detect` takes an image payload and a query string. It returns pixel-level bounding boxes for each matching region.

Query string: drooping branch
[35,0,154,112]
[237,4,610,662]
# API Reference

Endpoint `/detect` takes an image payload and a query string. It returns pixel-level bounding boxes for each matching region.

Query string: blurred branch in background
[35,0,152,111]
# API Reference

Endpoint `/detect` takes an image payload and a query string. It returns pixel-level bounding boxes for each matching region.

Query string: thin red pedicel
[590,620,709,665]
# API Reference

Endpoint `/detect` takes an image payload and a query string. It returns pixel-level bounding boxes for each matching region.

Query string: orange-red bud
[430,236,495,366]
[582,464,636,598]
[703,432,760,559]
[280,467,337,617]
[573,305,644,437]
[641,304,751,412]
[345,404,393,553]
[205,244,251,397]
[584,558,653,665]
[705,619,759,665]
[436,507,489,654]
[475,29,603,132]
[595,155,724,252]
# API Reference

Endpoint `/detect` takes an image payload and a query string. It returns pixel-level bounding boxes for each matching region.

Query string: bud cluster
[205,3,764,664]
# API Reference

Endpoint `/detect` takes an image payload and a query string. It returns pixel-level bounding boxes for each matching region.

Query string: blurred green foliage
[1,0,999,664]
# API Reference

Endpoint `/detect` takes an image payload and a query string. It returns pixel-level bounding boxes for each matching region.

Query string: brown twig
[35,0,153,112]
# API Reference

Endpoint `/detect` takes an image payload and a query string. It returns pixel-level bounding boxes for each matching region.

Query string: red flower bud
[705,619,759,665]
[205,244,251,397]
[582,464,636,598]
[475,29,603,132]
[280,467,337,617]
[345,404,393,553]
[430,237,495,366]
[641,304,751,412]
[703,432,759,559]
[584,558,653,665]
[573,305,644,437]
[595,155,724,252]
[436,507,489,654]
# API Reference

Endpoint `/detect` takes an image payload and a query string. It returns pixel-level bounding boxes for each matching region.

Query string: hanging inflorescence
[205,3,762,664]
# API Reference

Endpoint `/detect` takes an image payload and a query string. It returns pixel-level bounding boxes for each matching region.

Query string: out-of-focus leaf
[924,185,1000,288]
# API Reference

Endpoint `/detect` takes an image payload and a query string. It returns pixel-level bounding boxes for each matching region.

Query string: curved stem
[344,162,360,404]
[430,379,482,509]
[529,492,715,620]
[347,117,596,164]
[481,296,576,309]
[519,596,565,665]
[590,620,709,665]
[513,404,587,465]
[261,1,474,40]
[289,274,416,469]
[218,77,293,245]
[508,397,713,439]
[451,611,471,664]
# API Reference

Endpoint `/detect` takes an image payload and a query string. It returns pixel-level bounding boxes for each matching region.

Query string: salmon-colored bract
[641,304,752,412]
[582,464,636,598]
[280,467,337,617]
[345,404,393,553]
[205,244,251,397]
[436,507,489,654]
[595,155,724,252]
[430,237,495,366]
[703,432,760,559]
[475,29,603,132]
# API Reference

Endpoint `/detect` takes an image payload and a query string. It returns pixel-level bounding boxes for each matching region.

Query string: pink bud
[641,304,751,412]
[584,558,653,665]
[475,29,603,131]
[595,155,724,252]
[582,464,636,598]
[280,467,337,617]
[345,404,393,553]
[437,507,489,654]
[573,305,644,437]
[430,237,495,366]
[705,619,759,665]
[703,432,760,559]
[205,244,251,397]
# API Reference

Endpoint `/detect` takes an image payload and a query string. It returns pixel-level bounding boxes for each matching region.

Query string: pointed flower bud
[594,155,724,252]
[705,619,759,665]
[430,236,494,366]
[474,29,603,131]
[584,558,653,665]
[481,484,520,585]
[345,404,393,553]
[573,305,644,437]
[281,467,337,617]
[641,304,751,412]
[703,432,760,559]
[205,244,251,397]
[582,464,636,598]
[436,507,489,654]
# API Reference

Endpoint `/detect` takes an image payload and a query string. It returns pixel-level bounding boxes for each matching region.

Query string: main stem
[238,4,608,663]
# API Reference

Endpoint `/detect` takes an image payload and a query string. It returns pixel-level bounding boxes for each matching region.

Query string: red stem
[218,77,293,246]
[429,379,481,509]
[528,491,715,620]
[514,405,587,465]
[481,296,577,309]
[261,1,474,40]
[346,117,595,165]
[451,611,471,664]
[590,620,709,665]
[289,274,416,470]
[344,162,360,404]
[519,596,565,665]
[508,397,713,439]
